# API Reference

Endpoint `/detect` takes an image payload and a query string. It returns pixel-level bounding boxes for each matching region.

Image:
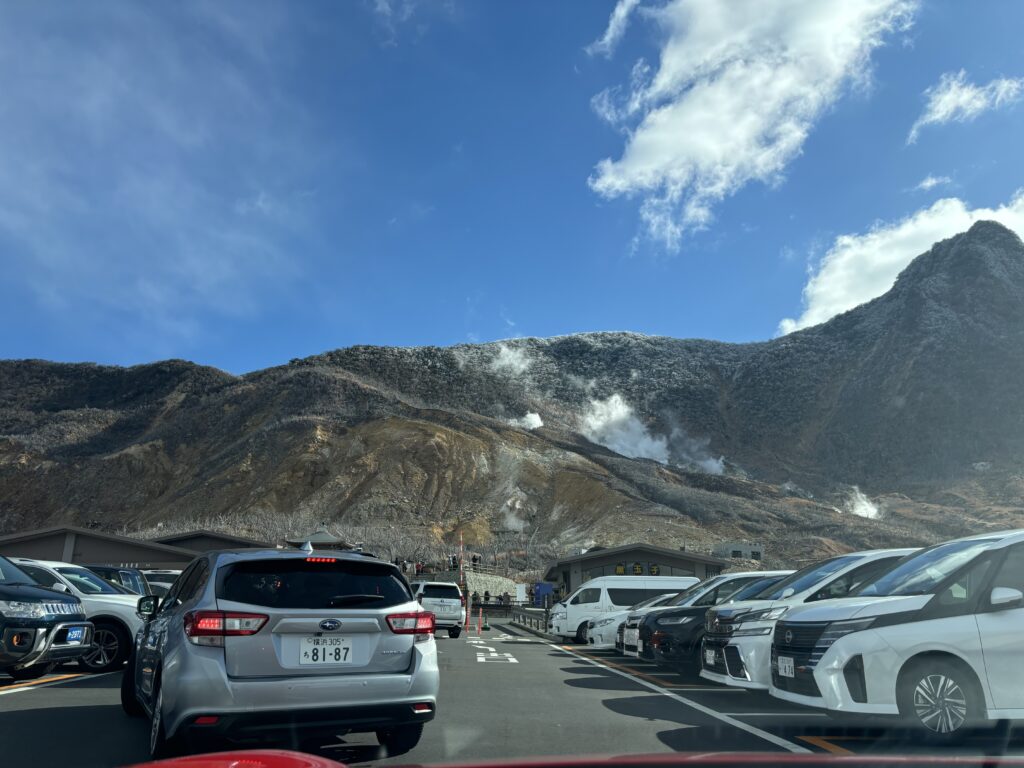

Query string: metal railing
[510,606,550,634]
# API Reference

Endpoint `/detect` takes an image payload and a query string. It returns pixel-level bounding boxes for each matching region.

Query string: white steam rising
[670,428,725,475]
[581,394,670,463]
[489,344,531,375]
[845,486,880,519]
[508,412,544,430]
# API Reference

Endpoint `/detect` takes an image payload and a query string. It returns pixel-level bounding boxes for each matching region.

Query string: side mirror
[137,595,159,620]
[51,582,69,593]
[990,587,1023,609]
[780,588,795,599]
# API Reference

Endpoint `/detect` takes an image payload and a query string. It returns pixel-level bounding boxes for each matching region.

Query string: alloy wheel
[912,673,968,734]
[82,627,119,669]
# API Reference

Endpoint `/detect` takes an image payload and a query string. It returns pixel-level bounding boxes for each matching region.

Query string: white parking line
[551,644,810,754]
[730,712,828,717]
[0,671,116,696]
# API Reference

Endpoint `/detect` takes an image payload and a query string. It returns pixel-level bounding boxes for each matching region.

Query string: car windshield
[754,555,862,601]
[729,575,788,602]
[856,539,1001,597]
[55,566,122,594]
[667,577,724,606]
[631,592,674,610]
[0,557,33,585]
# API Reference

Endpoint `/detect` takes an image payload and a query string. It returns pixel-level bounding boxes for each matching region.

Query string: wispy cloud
[914,174,951,192]
[908,70,1024,144]
[585,0,642,58]
[779,192,1024,334]
[588,0,916,250]
[0,4,314,350]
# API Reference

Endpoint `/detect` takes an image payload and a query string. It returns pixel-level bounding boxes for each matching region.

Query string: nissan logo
[784,629,793,645]
[319,619,342,631]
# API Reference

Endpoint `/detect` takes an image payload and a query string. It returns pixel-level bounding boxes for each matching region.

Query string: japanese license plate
[299,636,352,665]
[705,648,716,666]
[778,655,795,678]
[66,627,85,644]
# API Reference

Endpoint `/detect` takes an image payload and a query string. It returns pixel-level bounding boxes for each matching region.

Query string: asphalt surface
[2,622,1024,767]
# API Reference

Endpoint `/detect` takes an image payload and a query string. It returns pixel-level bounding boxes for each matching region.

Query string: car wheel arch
[897,651,989,714]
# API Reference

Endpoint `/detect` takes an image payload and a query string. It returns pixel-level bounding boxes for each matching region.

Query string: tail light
[184,610,268,646]
[387,611,435,642]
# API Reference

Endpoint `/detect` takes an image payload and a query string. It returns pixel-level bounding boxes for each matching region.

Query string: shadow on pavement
[0,704,150,767]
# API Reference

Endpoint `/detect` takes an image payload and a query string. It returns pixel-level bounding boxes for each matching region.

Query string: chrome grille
[42,602,82,616]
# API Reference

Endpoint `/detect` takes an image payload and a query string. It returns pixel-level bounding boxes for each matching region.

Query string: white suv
[700,548,916,690]
[411,582,465,638]
[13,558,144,673]
[768,530,1024,738]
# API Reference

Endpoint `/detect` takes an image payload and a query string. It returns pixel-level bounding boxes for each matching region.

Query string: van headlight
[657,616,697,627]
[593,616,619,628]
[817,618,875,649]
[550,611,566,621]
[0,600,48,619]
[740,606,789,623]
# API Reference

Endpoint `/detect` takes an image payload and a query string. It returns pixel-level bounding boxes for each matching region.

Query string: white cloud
[588,0,916,249]
[585,0,642,58]
[581,394,669,463]
[908,70,1024,144]
[779,192,1024,333]
[914,174,950,192]
[508,413,544,430]
[489,344,532,376]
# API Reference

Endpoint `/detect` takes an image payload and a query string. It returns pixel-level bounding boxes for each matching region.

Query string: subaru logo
[319,619,342,631]
[784,629,793,645]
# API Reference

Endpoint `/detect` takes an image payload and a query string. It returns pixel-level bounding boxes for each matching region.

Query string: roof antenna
[301,541,314,554]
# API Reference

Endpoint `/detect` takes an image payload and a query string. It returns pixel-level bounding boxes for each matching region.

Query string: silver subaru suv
[120,549,439,758]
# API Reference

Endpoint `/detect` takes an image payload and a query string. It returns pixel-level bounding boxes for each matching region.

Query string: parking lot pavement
[3,627,1024,767]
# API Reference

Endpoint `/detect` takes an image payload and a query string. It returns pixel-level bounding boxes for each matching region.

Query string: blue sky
[1,0,1023,373]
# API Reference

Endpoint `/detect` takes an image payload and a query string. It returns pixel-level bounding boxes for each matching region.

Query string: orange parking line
[569,649,698,689]
[797,736,855,755]
[0,673,84,692]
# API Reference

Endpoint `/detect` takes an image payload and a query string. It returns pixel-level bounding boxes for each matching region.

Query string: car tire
[574,623,588,644]
[149,680,179,759]
[6,662,55,682]
[897,658,982,741]
[448,627,461,639]
[80,621,130,673]
[120,652,144,718]
[376,723,424,756]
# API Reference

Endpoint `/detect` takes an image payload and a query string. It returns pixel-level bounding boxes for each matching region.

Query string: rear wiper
[326,594,386,607]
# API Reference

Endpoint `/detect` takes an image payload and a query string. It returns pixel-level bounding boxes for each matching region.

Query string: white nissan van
[548,575,699,643]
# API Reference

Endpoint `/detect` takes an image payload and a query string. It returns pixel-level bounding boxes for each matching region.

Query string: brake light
[387,611,435,641]
[184,610,268,646]
[305,557,337,563]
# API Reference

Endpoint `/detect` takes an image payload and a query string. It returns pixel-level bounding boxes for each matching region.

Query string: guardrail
[510,606,550,633]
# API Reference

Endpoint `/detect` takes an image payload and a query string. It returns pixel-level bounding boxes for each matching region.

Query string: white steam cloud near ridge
[587,0,916,249]
[908,70,1024,144]
[779,192,1024,334]
[489,343,531,375]
[580,393,724,474]
[845,486,880,519]
[508,413,544,430]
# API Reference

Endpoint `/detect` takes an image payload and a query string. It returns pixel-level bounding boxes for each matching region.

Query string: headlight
[593,616,618,627]
[550,611,566,620]
[817,618,875,649]
[0,600,48,619]
[657,616,697,627]
[731,625,773,637]
[740,606,789,623]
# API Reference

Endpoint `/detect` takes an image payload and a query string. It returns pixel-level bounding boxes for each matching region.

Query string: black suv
[0,556,94,681]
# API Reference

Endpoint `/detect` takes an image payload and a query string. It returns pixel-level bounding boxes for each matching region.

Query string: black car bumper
[179,702,437,748]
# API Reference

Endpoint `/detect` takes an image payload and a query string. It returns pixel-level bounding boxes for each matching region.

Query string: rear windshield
[219,558,412,609]
[422,585,461,599]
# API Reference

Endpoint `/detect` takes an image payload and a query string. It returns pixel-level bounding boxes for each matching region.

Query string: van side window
[991,545,1024,592]
[570,588,600,605]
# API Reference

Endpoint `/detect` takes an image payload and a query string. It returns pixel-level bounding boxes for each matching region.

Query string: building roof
[153,529,271,548]
[0,525,198,558]
[543,542,727,582]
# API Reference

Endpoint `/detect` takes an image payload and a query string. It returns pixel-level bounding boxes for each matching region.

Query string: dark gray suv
[121,549,439,758]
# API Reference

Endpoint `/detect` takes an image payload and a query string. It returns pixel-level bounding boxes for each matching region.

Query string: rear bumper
[180,702,436,749]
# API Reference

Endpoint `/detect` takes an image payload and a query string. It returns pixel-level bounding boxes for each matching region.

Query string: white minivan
[548,575,699,643]
[768,530,1024,738]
